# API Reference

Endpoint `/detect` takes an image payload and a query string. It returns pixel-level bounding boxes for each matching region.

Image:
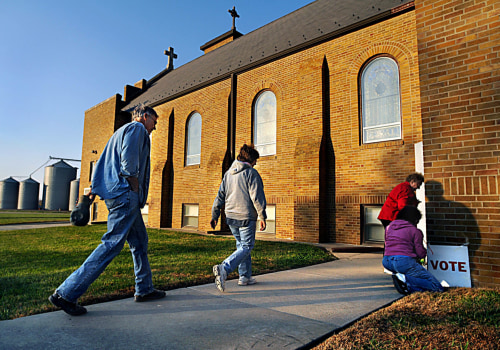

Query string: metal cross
[164,47,177,72]
[228,6,239,30]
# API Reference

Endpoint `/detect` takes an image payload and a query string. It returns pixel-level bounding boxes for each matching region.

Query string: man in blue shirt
[49,105,165,316]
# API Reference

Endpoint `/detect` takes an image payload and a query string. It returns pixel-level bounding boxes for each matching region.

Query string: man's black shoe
[134,289,166,302]
[392,275,410,296]
[49,293,87,316]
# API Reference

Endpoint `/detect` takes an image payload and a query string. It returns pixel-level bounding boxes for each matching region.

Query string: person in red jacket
[378,173,424,229]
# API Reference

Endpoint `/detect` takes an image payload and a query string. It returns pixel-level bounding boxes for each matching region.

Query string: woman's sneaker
[395,273,406,283]
[238,276,257,286]
[213,264,227,292]
[392,274,410,295]
[134,289,166,302]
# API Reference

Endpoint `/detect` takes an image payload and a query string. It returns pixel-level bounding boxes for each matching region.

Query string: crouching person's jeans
[222,221,257,279]
[383,255,444,293]
[56,190,154,303]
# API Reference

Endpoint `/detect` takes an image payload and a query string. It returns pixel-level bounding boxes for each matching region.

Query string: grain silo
[68,178,80,211]
[43,160,77,210]
[17,177,40,210]
[0,177,20,209]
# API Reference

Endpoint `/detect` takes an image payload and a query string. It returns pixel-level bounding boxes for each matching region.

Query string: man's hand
[259,220,266,231]
[210,219,217,229]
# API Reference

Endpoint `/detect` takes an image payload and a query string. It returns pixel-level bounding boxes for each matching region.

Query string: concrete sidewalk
[0,252,401,350]
[0,222,71,231]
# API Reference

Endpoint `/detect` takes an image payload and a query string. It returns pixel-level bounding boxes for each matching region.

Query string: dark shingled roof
[123,0,414,111]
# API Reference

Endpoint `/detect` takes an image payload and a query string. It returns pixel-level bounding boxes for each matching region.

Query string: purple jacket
[384,219,427,259]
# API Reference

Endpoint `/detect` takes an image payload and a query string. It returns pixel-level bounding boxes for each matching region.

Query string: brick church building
[80,0,499,288]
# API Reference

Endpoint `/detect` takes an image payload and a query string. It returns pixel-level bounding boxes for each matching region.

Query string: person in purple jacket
[383,206,444,295]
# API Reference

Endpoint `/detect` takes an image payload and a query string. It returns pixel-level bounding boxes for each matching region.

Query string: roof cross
[228,6,239,30]
[164,47,177,72]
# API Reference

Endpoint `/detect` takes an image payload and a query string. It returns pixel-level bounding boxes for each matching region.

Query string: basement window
[362,205,384,242]
[92,202,98,221]
[182,204,199,228]
[258,204,275,234]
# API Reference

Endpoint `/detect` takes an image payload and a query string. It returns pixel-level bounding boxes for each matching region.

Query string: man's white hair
[132,104,157,121]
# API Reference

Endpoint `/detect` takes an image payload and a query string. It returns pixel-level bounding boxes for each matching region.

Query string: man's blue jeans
[383,255,444,293]
[56,191,154,303]
[222,222,257,279]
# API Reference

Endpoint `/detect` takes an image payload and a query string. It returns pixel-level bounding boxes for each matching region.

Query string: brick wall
[415,0,500,287]
[145,10,422,244]
[80,1,500,287]
[327,10,423,244]
[80,94,126,222]
[148,81,232,230]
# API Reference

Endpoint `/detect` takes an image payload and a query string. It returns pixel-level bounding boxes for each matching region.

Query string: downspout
[415,142,427,246]
[229,73,237,159]
[219,74,238,233]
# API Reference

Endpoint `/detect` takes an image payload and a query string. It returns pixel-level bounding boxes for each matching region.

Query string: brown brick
[80,1,500,288]
[416,0,500,287]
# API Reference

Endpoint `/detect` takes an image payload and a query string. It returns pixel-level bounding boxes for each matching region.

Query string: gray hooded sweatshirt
[212,160,267,222]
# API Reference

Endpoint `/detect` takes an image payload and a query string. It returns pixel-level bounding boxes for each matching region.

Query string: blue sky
[0,0,312,191]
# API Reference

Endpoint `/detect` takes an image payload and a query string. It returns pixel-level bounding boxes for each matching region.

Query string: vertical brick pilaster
[415,0,500,288]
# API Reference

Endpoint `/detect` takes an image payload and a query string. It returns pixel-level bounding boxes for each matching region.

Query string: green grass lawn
[0,210,70,225]
[2,213,497,349]
[0,225,335,320]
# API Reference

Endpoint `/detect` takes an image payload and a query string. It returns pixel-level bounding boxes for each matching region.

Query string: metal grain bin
[42,160,77,211]
[68,178,80,211]
[17,177,40,210]
[0,177,20,209]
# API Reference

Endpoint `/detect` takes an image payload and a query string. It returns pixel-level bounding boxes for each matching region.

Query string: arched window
[253,90,276,156]
[360,56,401,144]
[186,112,201,166]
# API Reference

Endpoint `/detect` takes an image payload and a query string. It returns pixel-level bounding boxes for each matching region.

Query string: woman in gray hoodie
[211,144,267,292]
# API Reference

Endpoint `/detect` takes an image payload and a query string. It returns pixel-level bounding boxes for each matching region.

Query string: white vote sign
[428,244,471,288]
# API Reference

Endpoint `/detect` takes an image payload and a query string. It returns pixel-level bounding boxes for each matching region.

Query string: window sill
[360,140,404,149]
[258,154,277,160]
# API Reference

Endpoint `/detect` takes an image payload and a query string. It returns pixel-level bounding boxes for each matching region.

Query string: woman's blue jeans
[383,255,444,293]
[56,190,154,303]
[222,222,257,279]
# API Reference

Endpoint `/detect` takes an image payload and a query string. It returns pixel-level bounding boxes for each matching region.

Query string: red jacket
[378,181,418,221]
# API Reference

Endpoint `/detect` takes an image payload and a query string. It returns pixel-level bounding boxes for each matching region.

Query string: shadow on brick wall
[425,180,479,259]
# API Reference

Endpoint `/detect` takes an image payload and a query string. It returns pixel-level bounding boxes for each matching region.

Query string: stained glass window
[254,91,276,156]
[186,112,201,166]
[361,57,401,143]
